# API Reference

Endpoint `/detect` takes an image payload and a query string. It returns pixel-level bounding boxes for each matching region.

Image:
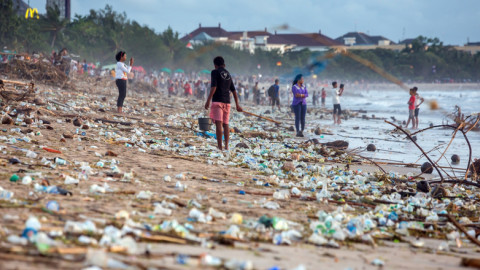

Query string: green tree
[161,27,185,61]
[0,0,20,47]
[39,5,69,48]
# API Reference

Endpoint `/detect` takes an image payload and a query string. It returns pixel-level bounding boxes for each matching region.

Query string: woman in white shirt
[115,51,134,113]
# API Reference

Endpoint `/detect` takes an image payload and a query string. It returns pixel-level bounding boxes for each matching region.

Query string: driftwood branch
[439,214,480,247]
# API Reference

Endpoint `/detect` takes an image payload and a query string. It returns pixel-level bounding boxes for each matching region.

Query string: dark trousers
[116,79,127,107]
[292,103,307,132]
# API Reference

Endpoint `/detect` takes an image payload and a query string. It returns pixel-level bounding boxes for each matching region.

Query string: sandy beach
[0,77,479,270]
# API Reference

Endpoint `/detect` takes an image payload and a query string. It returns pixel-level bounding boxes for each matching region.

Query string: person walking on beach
[271,79,281,112]
[405,88,416,129]
[204,56,243,151]
[291,74,308,137]
[184,81,192,96]
[312,91,318,107]
[114,51,134,114]
[413,87,424,129]
[253,82,260,105]
[332,82,343,125]
[321,88,326,107]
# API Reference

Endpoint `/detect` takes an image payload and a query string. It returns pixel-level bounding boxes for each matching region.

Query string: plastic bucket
[198,117,211,131]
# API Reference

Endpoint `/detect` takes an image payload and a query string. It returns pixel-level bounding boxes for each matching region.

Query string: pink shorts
[210,102,231,124]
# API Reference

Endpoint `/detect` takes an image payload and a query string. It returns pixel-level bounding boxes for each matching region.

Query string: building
[269,31,340,52]
[455,42,480,55]
[181,24,340,54]
[180,24,230,43]
[336,32,396,46]
[46,0,71,20]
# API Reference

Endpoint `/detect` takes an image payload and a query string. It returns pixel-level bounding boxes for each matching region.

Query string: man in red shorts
[204,56,243,151]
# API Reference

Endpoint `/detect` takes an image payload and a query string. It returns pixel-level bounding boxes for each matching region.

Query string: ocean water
[311,89,480,174]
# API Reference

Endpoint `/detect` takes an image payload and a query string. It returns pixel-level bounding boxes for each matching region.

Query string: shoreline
[347,82,480,91]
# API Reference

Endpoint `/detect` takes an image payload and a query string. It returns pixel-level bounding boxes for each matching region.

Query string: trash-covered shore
[1,76,480,270]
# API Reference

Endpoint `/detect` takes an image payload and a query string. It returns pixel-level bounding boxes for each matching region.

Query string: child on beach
[204,56,243,151]
[413,87,424,129]
[405,88,416,129]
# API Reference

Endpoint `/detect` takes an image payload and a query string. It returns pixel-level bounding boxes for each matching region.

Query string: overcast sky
[33,0,480,45]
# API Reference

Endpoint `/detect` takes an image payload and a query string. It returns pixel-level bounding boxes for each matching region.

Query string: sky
[32,0,480,45]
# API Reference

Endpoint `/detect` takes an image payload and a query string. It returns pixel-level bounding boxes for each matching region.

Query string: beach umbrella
[175,68,185,73]
[200,69,210,74]
[161,67,171,73]
[132,66,146,73]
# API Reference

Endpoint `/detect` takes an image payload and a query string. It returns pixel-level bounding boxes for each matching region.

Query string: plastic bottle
[0,187,14,200]
[64,176,79,185]
[189,208,206,223]
[208,207,226,219]
[201,254,222,267]
[22,216,41,241]
[273,190,290,200]
[175,181,186,191]
[26,150,37,158]
[272,217,289,230]
[154,204,172,216]
[136,190,153,200]
[224,259,253,270]
[21,175,33,185]
[263,201,280,210]
[316,178,330,200]
[7,235,28,245]
[54,157,66,165]
[46,201,60,212]
[230,213,243,225]
[9,174,19,182]
[291,187,301,196]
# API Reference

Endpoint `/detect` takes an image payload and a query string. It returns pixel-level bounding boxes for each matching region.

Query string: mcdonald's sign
[25,8,40,19]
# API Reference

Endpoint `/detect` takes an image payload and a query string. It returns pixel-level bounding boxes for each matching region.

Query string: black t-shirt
[211,67,235,103]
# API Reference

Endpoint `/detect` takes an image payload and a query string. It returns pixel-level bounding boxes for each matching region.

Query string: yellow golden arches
[25,8,39,19]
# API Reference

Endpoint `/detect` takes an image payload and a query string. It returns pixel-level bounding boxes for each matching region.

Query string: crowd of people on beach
[1,46,427,147]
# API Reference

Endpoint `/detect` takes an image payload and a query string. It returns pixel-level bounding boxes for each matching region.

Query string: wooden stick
[243,111,281,124]
[439,214,480,247]
[140,234,187,244]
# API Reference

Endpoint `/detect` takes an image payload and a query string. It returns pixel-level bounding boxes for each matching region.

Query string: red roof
[270,33,340,47]
[181,25,340,48]
[181,26,230,42]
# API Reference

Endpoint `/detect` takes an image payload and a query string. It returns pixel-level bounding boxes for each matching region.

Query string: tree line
[1,2,479,82]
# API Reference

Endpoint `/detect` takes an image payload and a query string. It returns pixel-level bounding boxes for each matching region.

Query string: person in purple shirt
[291,74,308,137]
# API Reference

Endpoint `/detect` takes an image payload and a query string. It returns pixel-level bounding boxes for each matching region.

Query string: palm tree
[40,5,68,48]
[162,27,184,60]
